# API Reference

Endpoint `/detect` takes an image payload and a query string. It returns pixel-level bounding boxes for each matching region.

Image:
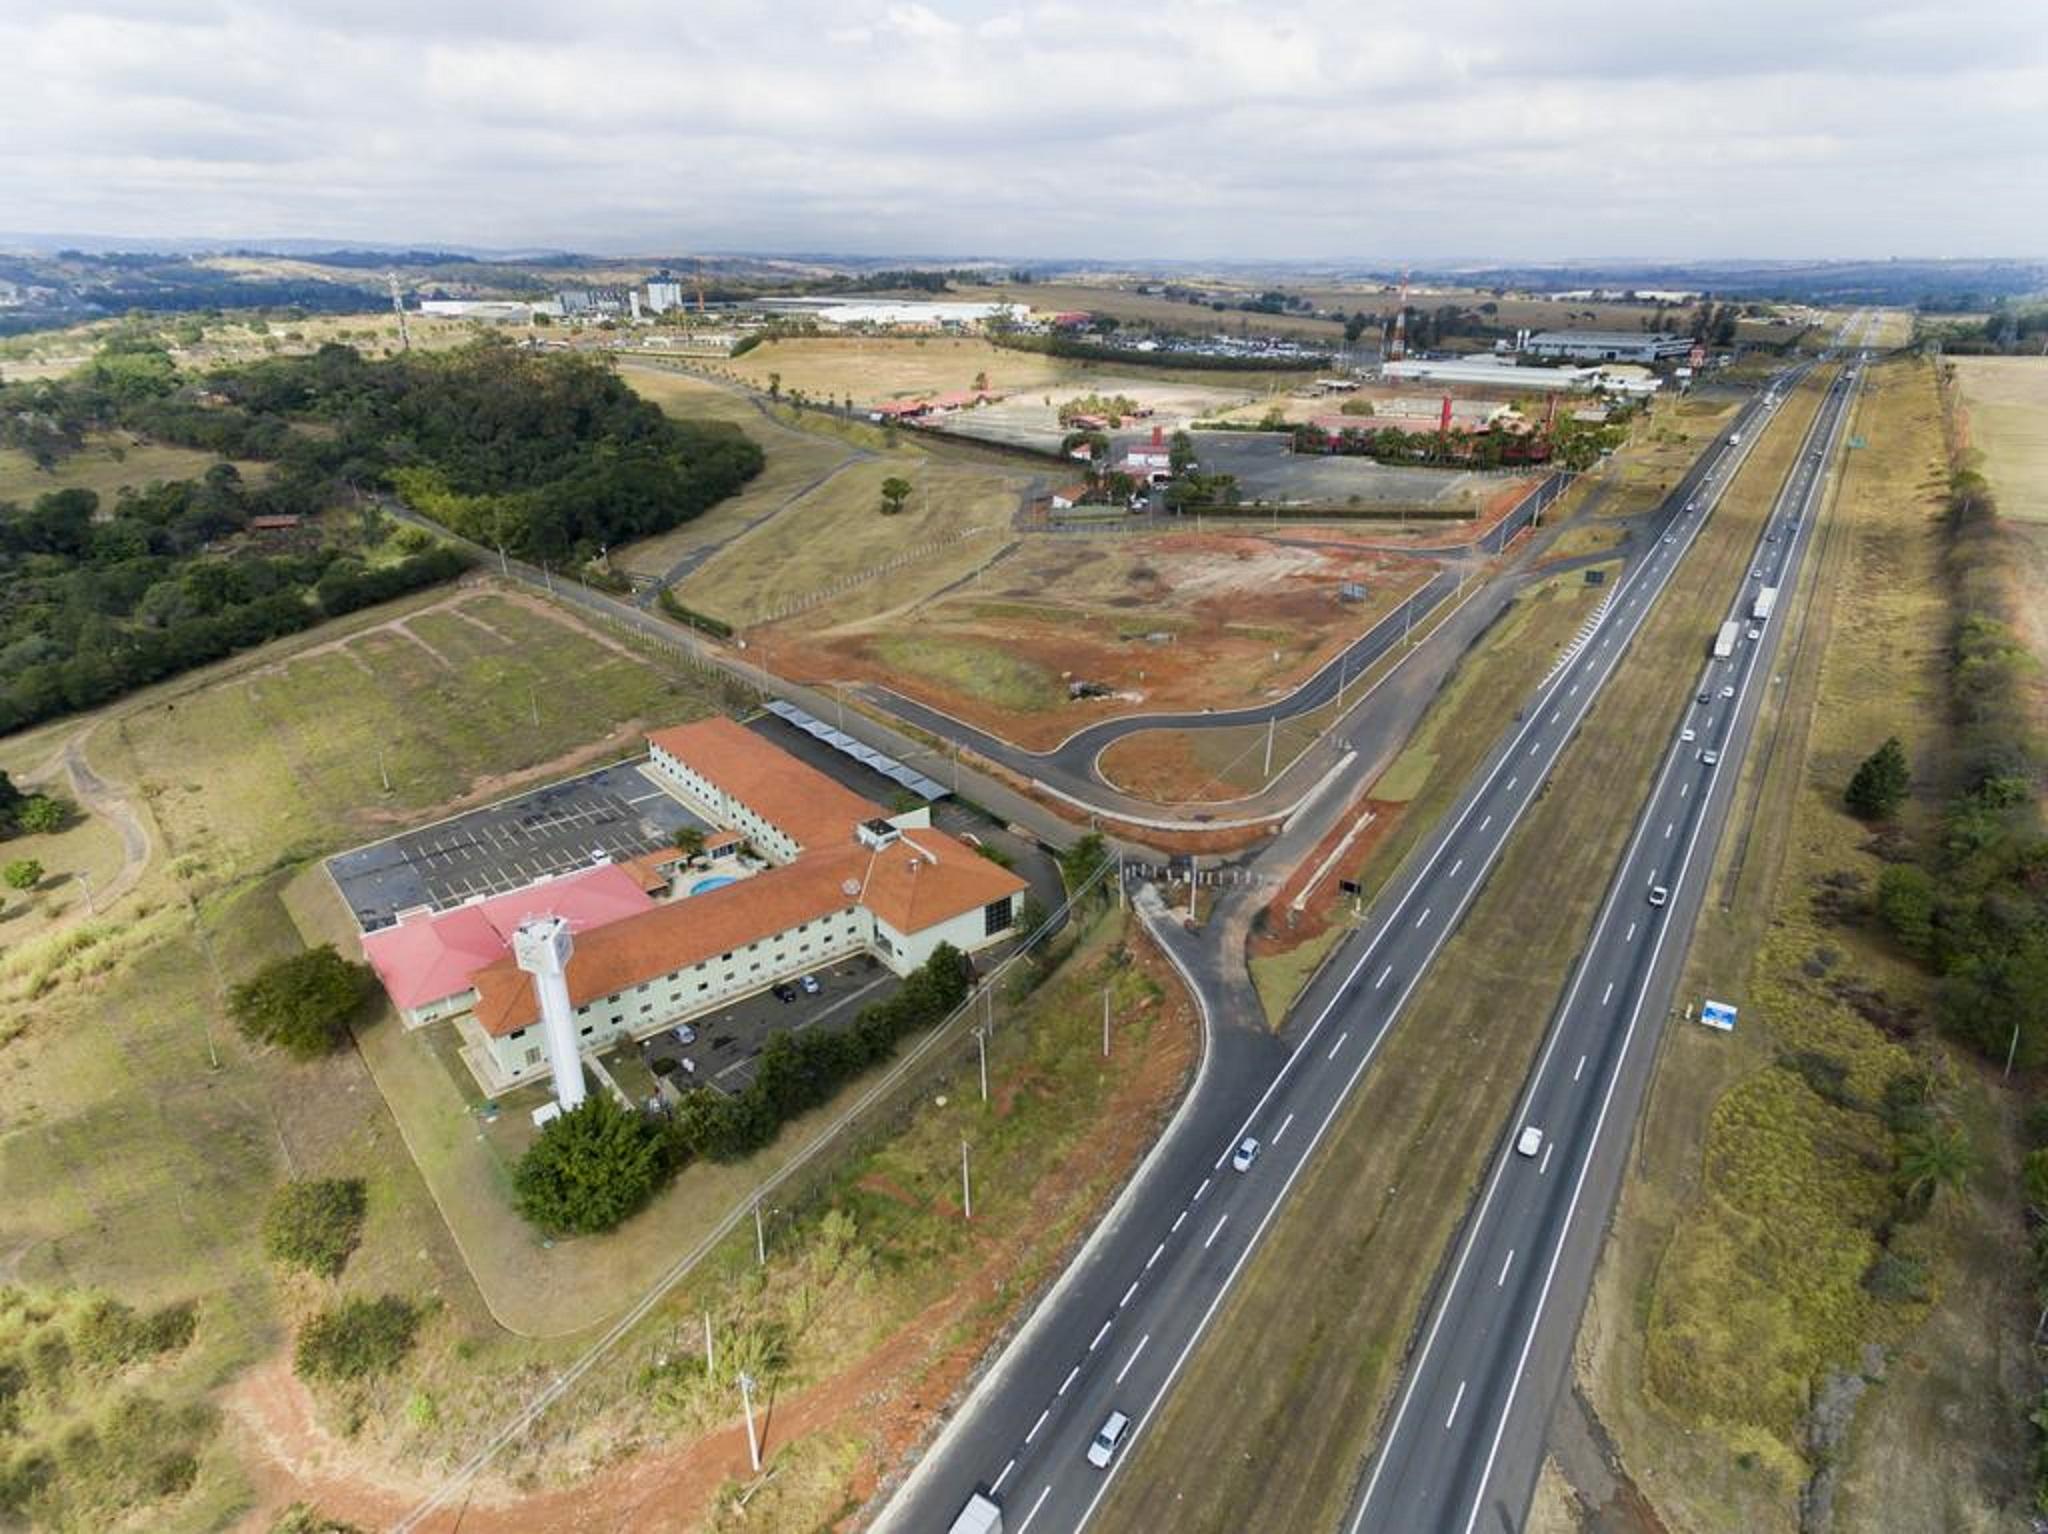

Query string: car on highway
[1087,1410,1131,1469]
[1702,748,1721,765]
[1751,568,1762,579]
[1647,885,1669,907]
[799,974,822,996]
[1697,689,1711,705]
[1516,1126,1545,1157]
[1231,1137,1260,1172]
[1681,726,1696,743]
[1720,684,1736,699]
[1748,626,1762,641]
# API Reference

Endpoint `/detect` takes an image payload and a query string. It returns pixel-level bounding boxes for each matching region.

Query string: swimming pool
[689,874,736,896]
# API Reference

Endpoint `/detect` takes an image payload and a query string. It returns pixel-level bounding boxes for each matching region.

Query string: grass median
[1100,368,1832,1534]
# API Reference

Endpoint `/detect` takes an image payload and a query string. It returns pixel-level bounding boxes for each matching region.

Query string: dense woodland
[0,337,762,734]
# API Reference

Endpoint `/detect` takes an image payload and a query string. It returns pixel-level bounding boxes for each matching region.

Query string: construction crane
[1387,266,1410,363]
[386,271,411,352]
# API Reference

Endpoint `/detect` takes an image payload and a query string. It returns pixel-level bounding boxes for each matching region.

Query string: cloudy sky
[3,0,2044,259]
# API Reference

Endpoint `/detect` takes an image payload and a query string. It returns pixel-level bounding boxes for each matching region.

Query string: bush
[1861,1250,1930,1303]
[2,858,42,892]
[513,1095,672,1236]
[1845,737,1911,820]
[270,1504,366,1534]
[15,795,70,835]
[294,1295,420,1383]
[227,945,373,1059]
[263,1178,368,1278]
[71,1296,196,1373]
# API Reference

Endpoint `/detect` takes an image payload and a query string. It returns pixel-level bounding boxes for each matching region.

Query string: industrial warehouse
[350,716,1027,1101]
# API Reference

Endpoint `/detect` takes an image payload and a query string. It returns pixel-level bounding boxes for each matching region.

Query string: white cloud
[0,0,2041,256]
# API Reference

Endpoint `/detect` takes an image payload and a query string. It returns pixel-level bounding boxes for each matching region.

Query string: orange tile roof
[646,716,882,849]
[469,826,1024,1037]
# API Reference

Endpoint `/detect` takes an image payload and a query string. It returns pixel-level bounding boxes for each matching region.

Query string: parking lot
[327,760,709,931]
[635,954,899,1098]
[1188,431,1519,510]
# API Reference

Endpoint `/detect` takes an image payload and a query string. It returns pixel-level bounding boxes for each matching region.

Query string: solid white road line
[1115,1334,1150,1385]
[1204,1215,1230,1251]
[1446,1380,1468,1430]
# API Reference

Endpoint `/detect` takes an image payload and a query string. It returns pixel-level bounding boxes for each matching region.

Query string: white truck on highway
[1752,586,1778,622]
[1713,620,1740,659]
[948,1492,1004,1534]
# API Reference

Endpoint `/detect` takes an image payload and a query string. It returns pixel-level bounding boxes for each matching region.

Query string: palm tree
[1898,1123,1978,1209]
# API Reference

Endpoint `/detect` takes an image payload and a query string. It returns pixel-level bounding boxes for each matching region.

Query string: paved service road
[876,372,1806,1534]
[1348,341,1869,1534]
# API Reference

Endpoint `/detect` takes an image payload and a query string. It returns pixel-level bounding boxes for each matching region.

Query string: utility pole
[703,1312,716,1377]
[961,1139,973,1221]
[738,1371,762,1472]
[975,1026,988,1102]
[1187,856,1199,922]
[1263,715,1276,779]
[753,1198,766,1265]
[1102,986,1112,1058]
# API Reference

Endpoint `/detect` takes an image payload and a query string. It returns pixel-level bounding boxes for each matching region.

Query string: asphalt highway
[876,371,1805,1534]
[1348,340,1870,1534]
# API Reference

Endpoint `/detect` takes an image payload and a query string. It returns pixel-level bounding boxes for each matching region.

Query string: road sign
[1700,999,1738,1032]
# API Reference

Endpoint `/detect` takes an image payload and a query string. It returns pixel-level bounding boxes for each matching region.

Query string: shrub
[294,1295,420,1383]
[72,1296,196,1373]
[1861,1250,1930,1303]
[513,1095,672,1236]
[270,1504,366,1534]
[263,1179,368,1278]
[1845,737,1911,820]
[227,945,373,1059]
[2,858,42,892]
[15,795,70,835]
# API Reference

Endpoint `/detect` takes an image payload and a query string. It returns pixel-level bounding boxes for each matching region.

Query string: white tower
[512,916,586,1111]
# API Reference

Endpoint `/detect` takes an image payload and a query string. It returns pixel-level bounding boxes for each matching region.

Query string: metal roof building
[1522,331,1693,363]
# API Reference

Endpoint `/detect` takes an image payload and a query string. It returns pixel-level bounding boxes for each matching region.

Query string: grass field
[1574,355,2035,1533]
[1949,356,2048,522]
[0,433,264,504]
[1102,368,1835,1534]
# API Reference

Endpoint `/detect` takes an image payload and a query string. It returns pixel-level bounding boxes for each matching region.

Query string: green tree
[1897,1122,1978,1210]
[1874,862,1938,955]
[1167,430,1196,475]
[1344,314,1369,343]
[879,475,913,516]
[1845,736,1911,820]
[2,859,42,891]
[15,795,70,835]
[227,945,373,1059]
[766,372,781,401]
[513,1095,672,1235]
[263,1178,368,1278]
[671,825,707,858]
[1057,831,1112,894]
[293,1295,420,1383]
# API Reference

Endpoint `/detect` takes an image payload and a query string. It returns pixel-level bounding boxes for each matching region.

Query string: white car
[1231,1137,1260,1173]
[799,974,822,995]
[1747,626,1762,641]
[1702,748,1721,765]
[673,1025,697,1046]
[1648,885,1670,907]
[1087,1410,1131,1469]
[1516,1126,1545,1157]
[1681,726,1697,743]
[1720,684,1736,699]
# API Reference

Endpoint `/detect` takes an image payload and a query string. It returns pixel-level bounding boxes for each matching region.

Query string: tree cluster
[227,945,374,1060]
[263,1179,369,1279]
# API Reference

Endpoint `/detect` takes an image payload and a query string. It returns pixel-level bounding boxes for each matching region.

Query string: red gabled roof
[647,716,884,850]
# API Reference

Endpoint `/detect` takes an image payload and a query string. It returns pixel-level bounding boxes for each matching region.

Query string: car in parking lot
[1517,1125,1545,1157]
[1231,1136,1260,1172]
[1087,1410,1131,1469]
[799,974,822,996]
[672,1024,697,1046]
[1647,885,1670,907]
[771,981,798,1004]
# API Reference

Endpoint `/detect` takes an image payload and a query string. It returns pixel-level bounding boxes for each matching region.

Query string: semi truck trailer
[1713,620,1739,659]
[1752,586,1778,622]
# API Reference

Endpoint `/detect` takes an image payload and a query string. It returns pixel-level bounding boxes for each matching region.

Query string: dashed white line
[1145,1244,1163,1271]
[1017,1484,1052,1533]
[1573,1053,1586,1082]
[1539,1141,1555,1175]
[1479,814,1493,832]
[1204,1214,1230,1251]
[1625,921,1636,942]
[1025,1408,1050,1445]
[1194,1177,1211,1202]
[1115,1334,1150,1385]
[1415,907,1432,928]
[1059,1365,1080,1396]
[1498,1250,1515,1287]
[1601,981,1615,1005]
[1375,965,1393,990]
[1505,776,1519,793]
[993,1457,1017,1493]
[1446,1379,1468,1430]
[1568,683,1579,697]
[1665,821,1675,839]
[1681,781,1691,798]
[1121,1279,1141,1307]
[1329,1031,1350,1060]
[1274,1112,1296,1145]
[1528,742,1540,756]
[1548,710,1560,725]
[1449,857,1464,878]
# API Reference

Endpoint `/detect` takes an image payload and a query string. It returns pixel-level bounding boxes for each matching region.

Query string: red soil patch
[1248,792,1407,962]
[225,931,1199,1534]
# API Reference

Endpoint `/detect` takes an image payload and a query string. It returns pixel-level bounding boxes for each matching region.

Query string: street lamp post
[738,1371,762,1472]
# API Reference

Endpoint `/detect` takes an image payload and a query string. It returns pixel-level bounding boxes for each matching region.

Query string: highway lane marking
[1375,965,1393,989]
[1505,776,1518,793]
[1025,1408,1049,1445]
[1601,981,1614,1005]
[1060,1365,1080,1396]
[1527,742,1540,755]
[1573,1054,1586,1082]
[1017,1484,1052,1533]
[1667,820,1677,838]
[1274,1112,1296,1145]
[1625,921,1636,942]
[1449,857,1464,878]
[1194,1177,1211,1201]
[1479,814,1493,831]
[1415,908,1432,928]
[992,1457,1016,1493]
[1204,1214,1230,1251]
[1680,781,1690,798]
[1548,709,1560,724]
[1446,1379,1468,1430]
[1329,1031,1351,1059]
[1115,1334,1150,1385]
[1121,1279,1141,1309]
[1145,1244,1163,1272]
[1498,1250,1515,1287]
[1568,683,1578,696]
[1539,1142,1555,1175]
[1171,1210,1187,1234]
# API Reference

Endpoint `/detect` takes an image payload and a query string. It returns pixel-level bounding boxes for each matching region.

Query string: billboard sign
[1700,999,1738,1032]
